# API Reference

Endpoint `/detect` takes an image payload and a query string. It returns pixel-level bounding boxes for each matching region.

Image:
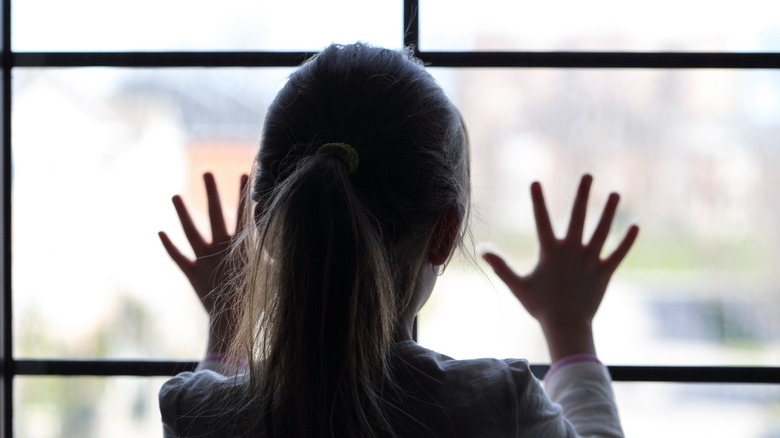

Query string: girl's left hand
[482,175,639,361]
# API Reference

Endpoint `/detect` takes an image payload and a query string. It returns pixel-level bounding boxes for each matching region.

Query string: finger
[204,172,229,242]
[587,192,620,257]
[235,174,249,235]
[172,195,208,255]
[565,174,593,245]
[159,231,196,276]
[603,225,639,273]
[530,182,556,247]
[482,252,525,292]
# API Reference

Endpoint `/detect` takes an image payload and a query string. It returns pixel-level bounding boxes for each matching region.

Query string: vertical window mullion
[403,0,420,52]
[0,0,12,434]
[404,0,420,342]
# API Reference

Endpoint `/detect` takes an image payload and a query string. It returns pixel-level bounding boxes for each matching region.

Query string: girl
[159,43,638,437]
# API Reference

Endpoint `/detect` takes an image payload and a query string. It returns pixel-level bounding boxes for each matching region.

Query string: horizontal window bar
[15,360,198,377]
[12,360,780,383]
[605,366,780,384]
[419,51,780,69]
[11,51,780,69]
[12,52,315,68]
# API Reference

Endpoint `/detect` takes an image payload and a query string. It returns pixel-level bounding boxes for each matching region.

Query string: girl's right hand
[158,172,248,353]
[482,175,639,362]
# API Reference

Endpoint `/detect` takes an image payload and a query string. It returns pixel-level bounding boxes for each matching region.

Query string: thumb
[481,251,524,291]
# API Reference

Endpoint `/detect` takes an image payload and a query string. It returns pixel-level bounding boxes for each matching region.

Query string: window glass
[12,0,401,51]
[419,68,780,366]
[12,67,780,367]
[612,382,780,437]
[420,0,780,52]
[12,67,292,359]
[15,376,170,438]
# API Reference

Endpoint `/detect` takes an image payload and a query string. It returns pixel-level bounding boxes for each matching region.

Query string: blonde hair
[226,43,469,437]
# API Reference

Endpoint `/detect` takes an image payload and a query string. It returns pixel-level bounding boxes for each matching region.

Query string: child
[158,43,639,437]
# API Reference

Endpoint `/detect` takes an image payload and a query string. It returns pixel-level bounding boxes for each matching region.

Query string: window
[3,0,780,436]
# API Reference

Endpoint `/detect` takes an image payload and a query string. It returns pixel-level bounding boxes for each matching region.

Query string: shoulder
[392,340,537,385]
[159,370,251,437]
[160,369,246,403]
[390,342,564,436]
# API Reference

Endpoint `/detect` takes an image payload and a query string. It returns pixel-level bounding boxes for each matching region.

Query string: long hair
[227,43,469,437]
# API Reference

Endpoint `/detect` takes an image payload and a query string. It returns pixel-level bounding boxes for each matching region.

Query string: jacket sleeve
[542,359,624,438]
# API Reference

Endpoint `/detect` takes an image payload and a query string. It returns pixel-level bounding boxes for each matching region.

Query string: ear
[428,206,464,266]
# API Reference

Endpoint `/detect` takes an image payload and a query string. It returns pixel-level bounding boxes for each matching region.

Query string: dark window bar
[12,51,780,69]
[1,0,12,435]
[12,360,780,384]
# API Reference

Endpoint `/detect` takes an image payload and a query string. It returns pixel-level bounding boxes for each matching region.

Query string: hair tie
[316,142,359,174]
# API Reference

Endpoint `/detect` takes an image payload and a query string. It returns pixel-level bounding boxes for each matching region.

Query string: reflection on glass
[421,0,780,52]
[11,67,780,368]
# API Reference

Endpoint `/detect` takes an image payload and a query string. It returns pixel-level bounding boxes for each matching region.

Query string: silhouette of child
[159,43,638,437]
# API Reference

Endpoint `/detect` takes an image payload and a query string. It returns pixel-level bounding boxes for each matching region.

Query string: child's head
[237,42,469,436]
[253,42,469,304]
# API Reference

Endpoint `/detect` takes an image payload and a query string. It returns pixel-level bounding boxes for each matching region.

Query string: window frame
[2,0,780,435]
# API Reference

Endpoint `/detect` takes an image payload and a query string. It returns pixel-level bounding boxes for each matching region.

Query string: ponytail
[234,151,398,437]
[228,42,470,438]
